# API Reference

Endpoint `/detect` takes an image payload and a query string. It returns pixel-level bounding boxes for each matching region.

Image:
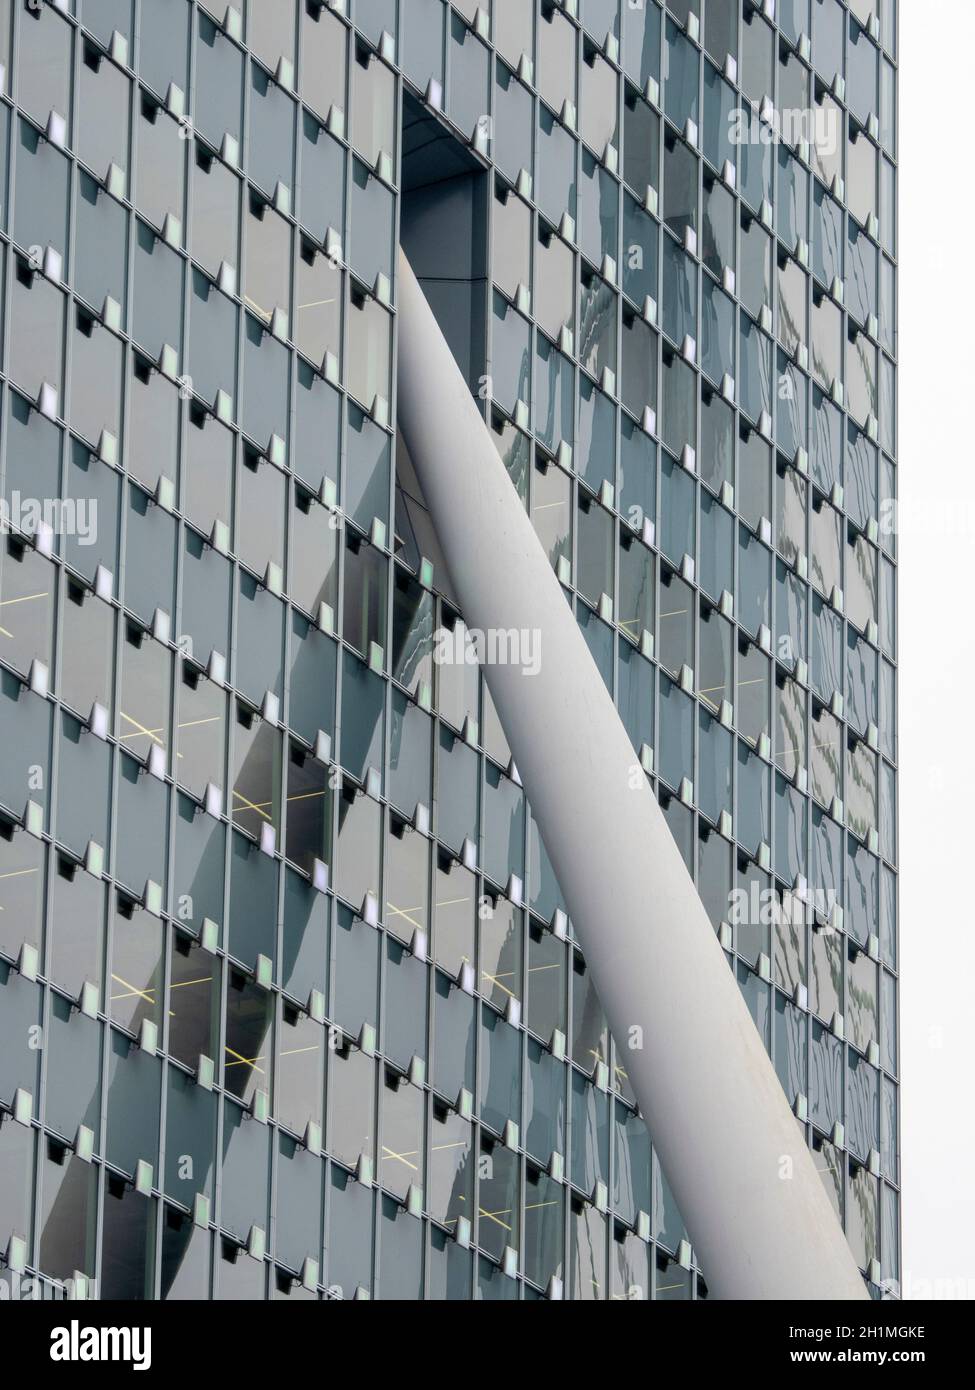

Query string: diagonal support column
[396,250,866,1301]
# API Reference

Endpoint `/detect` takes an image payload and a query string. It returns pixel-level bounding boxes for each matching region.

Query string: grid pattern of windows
[0,0,897,1300]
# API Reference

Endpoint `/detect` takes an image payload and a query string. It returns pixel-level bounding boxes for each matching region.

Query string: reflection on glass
[168,929,220,1071]
[224,971,273,1105]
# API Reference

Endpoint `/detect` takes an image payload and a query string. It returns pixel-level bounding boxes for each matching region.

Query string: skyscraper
[0,0,897,1301]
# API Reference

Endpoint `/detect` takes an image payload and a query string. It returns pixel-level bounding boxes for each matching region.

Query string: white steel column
[396,250,866,1301]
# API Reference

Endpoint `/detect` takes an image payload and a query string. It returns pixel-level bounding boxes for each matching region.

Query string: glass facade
[0,0,897,1301]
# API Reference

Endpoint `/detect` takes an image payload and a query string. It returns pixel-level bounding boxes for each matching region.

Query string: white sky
[900,0,975,1298]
